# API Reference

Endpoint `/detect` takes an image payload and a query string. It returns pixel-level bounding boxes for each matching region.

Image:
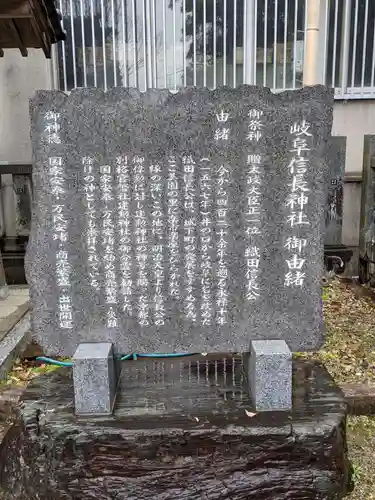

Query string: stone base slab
[0,355,353,499]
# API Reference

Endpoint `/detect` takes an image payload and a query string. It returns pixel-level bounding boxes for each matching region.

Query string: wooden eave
[0,0,66,58]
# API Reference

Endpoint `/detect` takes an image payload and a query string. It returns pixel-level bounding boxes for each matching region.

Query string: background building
[1,0,375,281]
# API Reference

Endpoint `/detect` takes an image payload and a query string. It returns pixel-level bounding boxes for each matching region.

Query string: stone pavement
[0,286,30,379]
[0,286,29,343]
[0,287,29,316]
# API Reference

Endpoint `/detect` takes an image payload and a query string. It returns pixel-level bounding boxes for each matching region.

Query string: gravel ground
[302,278,375,499]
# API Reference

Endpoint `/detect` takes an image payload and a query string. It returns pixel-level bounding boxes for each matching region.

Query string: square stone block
[73,342,118,415]
[249,340,292,411]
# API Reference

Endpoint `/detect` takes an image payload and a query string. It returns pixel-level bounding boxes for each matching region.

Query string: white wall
[0,49,53,163]
[332,101,375,258]
[332,100,375,174]
[0,49,52,244]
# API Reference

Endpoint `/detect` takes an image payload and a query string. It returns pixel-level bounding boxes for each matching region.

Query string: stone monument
[325,136,345,247]
[0,86,352,499]
[323,136,353,275]
[359,135,375,284]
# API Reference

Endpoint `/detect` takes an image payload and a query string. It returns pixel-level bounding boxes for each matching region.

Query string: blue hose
[35,356,73,367]
[36,352,198,367]
[133,353,195,359]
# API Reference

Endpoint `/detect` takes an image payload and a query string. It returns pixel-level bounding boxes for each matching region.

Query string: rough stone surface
[342,382,375,416]
[360,136,375,262]
[249,340,292,411]
[325,136,346,246]
[73,342,118,415]
[27,86,333,356]
[0,356,352,499]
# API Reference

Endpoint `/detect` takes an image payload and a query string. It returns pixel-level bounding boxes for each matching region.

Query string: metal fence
[56,0,375,98]
[326,0,375,98]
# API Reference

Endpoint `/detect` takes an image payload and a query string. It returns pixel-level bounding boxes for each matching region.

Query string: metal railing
[56,0,375,98]
[325,0,375,99]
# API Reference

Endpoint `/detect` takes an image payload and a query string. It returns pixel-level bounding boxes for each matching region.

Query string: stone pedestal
[249,340,292,411]
[0,356,353,500]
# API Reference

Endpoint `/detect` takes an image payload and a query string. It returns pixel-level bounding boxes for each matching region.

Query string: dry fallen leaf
[245,410,257,418]
[187,415,200,423]
[305,279,375,386]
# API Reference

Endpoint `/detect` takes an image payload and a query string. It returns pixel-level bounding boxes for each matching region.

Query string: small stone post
[0,249,9,300]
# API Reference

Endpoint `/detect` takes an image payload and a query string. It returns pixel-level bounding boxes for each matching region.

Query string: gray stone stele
[13,175,32,236]
[73,342,118,415]
[248,339,292,411]
[361,135,375,256]
[27,86,334,356]
[324,136,346,246]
